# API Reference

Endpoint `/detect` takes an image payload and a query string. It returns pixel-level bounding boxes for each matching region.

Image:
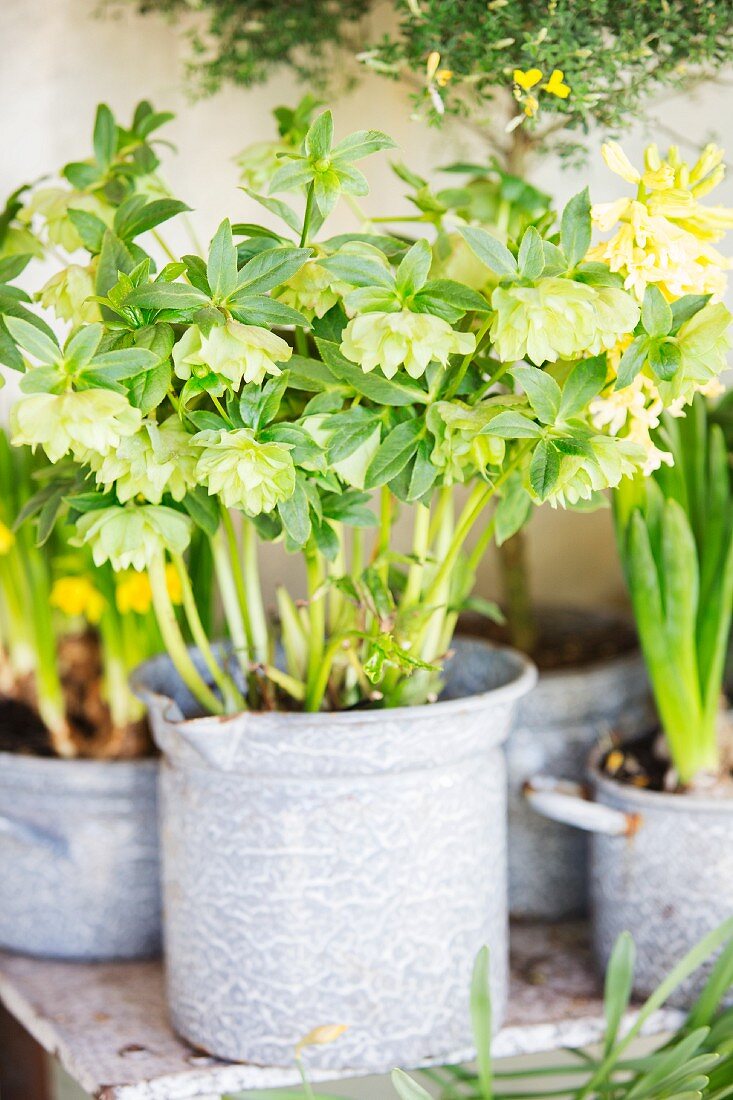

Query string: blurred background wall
[2,0,732,613]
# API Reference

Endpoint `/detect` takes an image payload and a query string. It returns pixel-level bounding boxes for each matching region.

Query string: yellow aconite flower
[173,320,292,388]
[38,265,100,326]
[10,390,142,464]
[0,522,15,555]
[50,577,105,623]
[295,1024,349,1058]
[542,70,571,99]
[193,429,296,515]
[116,563,182,615]
[590,141,733,300]
[340,310,475,379]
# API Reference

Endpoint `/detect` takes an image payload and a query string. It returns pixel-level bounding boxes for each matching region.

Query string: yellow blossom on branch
[542,69,571,99]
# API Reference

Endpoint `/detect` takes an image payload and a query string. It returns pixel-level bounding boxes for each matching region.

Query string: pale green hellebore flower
[340,309,475,379]
[92,416,197,504]
[74,505,193,573]
[193,428,296,515]
[38,264,100,326]
[10,390,142,464]
[173,320,292,388]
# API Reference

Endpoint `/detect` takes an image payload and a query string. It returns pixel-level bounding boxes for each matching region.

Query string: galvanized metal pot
[133,638,536,1071]
[525,739,733,1005]
[464,607,651,920]
[0,752,161,960]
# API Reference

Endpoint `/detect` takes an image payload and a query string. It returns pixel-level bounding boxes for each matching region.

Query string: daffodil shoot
[2,101,731,716]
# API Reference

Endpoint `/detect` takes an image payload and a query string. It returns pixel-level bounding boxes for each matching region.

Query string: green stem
[242,521,269,664]
[220,510,255,652]
[173,554,245,714]
[212,526,251,684]
[376,486,392,586]
[151,228,178,263]
[305,633,344,714]
[149,553,223,716]
[300,182,316,247]
[304,544,327,711]
[401,502,431,610]
[443,314,492,401]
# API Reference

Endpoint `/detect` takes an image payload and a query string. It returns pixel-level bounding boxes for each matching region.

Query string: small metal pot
[0,752,161,960]
[462,607,652,919]
[525,738,733,1004]
[133,638,536,1072]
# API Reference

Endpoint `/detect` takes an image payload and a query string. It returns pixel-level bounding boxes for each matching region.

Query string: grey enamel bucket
[525,738,733,1005]
[463,607,651,919]
[0,752,161,959]
[132,638,536,1071]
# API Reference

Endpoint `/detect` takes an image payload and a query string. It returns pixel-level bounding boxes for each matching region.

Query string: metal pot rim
[588,733,733,814]
[132,637,537,733]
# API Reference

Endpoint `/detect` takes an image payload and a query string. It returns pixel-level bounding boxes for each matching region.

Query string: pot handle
[0,812,69,857]
[523,776,642,837]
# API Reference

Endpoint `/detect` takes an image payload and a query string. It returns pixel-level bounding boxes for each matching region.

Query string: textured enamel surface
[590,752,733,1005]
[505,609,652,919]
[0,753,161,960]
[134,638,536,1071]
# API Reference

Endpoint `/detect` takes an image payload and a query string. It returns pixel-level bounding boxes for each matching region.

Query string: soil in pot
[0,632,153,759]
[599,723,733,797]
[460,606,639,672]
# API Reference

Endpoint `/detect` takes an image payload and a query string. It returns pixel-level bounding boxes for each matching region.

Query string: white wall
[2,0,732,612]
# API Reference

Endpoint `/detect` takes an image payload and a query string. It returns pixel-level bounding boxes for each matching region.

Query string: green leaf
[412,279,489,323]
[242,189,302,235]
[390,1070,432,1100]
[470,947,493,1100]
[459,226,518,277]
[65,323,103,369]
[125,282,210,310]
[207,219,239,300]
[641,285,673,337]
[484,410,541,439]
[560,188,591,267]
[494,473,532,545]
[319,252,394,289]
[317,339,427,406]
[96,230,135,299]
[331,129,395,163]
[128,359,171,414]
[230,295,307,329]
[327,417,381,464]
[93,103,117,168]
[86,347,159,380]
[115,197,190,241]
[529,439,560,499]
[518,226,544,280]
[232,246,311,297]
[286,354,341,393]
[615,336,650,390]
[407,438,438,501]
[511,365,561,425]
[603,932,635,1057]
[560,355,608,418]
[181,488,220,537]
[671,293,711,333]
[278,478,311,546]
[4,316,60,365]
[395,239,432,297]
[364,420,423,489]
[648,338,682,381]
[68,209,107,253]
[305,110,334,159]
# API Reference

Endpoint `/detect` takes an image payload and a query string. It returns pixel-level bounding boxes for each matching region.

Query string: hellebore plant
[614,398,733,787]
[2,102,731,717]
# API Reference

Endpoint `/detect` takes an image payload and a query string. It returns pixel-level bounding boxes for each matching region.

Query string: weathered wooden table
[0,922,684,1100]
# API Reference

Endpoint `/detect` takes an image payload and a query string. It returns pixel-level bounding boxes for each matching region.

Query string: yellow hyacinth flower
[0,522,15,555]
[590,140,733,300]
[51,576,105,623]
[542,69,571,99]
